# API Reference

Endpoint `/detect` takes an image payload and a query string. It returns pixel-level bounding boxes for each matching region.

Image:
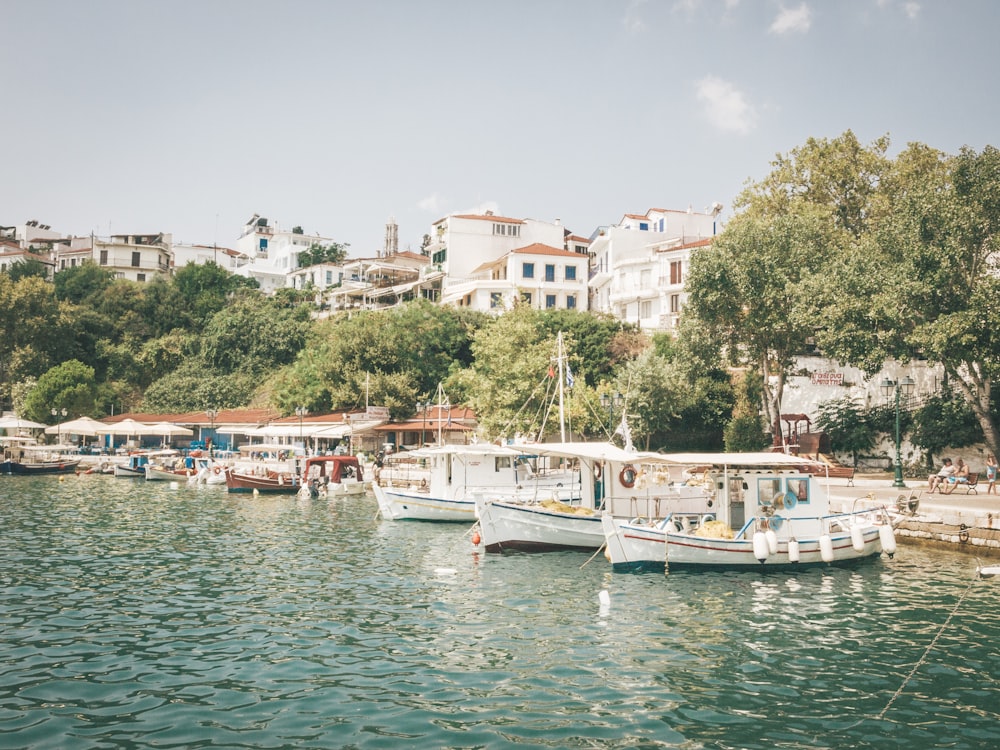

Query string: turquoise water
[1,476,998,749]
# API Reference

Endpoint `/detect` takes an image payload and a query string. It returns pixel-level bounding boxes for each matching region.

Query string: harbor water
[1,476,998,749]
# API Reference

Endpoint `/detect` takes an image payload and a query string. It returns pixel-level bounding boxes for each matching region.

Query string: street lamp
[880,376,915,488]
[295,406,308,451]
[51,407,67,445]
[600,392,624,433]
[205,408,219,456]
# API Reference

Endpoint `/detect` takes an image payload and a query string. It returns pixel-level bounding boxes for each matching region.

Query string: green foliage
[911,391,981,465]
[53,263,115,304]
[814,397,875,466]
[297,242,350,268]
[200,293,311,374]
[723,372,768,452]
[142,359,258,412]
[537,310,637,387]
[22,360,100,421]
[5,257,50,282]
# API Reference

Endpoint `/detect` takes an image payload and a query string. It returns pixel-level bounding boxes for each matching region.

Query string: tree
[21,360,100,421]
[5,257,50,281]
[297,241,350,268]
[685,205,847,436]
[814,397,875,467]
[53,262,115,304]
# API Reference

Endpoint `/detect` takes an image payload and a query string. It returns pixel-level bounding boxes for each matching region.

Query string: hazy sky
[4,0,998,255]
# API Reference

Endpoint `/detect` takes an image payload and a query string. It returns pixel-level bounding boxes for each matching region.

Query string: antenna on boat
[557,332,567,442]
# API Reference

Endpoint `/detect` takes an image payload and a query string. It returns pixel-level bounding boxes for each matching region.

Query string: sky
[3,0,999,256]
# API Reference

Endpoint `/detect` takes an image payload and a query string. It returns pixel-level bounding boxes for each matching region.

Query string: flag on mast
[614,411,634,452]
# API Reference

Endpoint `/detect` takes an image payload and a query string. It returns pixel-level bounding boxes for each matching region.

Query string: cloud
[902,1,920,20]
[623,0,648,34]
[769,3,811,34]
[459,201,501,217]
[696,75,756,134]
[417,192,446,213]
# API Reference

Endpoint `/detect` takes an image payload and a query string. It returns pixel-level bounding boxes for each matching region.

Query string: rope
[874,573,977,721]
[580,542,607,569]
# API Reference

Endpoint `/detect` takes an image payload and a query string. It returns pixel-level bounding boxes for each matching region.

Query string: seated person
[941,458,970,494]
[928,458,955,492]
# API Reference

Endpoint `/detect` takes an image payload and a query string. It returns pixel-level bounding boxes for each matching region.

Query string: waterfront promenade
[825,472,1000,558]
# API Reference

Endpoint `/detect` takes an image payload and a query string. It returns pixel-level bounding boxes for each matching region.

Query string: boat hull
[226,470,301,494]
[0,459,81,475]
[602,514,885,572]
[477,499,603,553]
[372,483,476,521]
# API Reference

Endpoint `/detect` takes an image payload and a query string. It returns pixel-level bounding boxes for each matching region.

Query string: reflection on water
[1,476,998,749]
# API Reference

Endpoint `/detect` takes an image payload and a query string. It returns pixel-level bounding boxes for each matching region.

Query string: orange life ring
[619,464,637,489]
[213,466,221,475]
[594,463,603,481]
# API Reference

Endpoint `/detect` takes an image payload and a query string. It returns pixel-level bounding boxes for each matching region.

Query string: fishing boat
[0,448,81,475]
[145,452,208,481]
[601,452,895,572]
[372,443,574,521]
[475,442,711,552]
[113,453,151,478]
[226,455,364,495]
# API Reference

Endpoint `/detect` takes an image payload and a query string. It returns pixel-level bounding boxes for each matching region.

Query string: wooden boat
[373,443,578,522]
[475,442,711,553]
[601,452,895,572]
[0,457,81,475]
[226,455,364,495]
[113,453,150,478]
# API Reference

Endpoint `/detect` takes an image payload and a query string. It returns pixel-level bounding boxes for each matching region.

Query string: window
[670,260,682,285]
[640,269,651,287]
[566,295,576,309]
[521,292,532,306]
[565,266,576,281]
[545,294,556,309]
[131,251,141,267]
[670,294,681,313]
[490,292,503,309]
[326,271,333,284]
[522,262,534,279]
[136,273,146,282]
[640,301,651,318]
[99,250,108,265]
[639,222,649,231]
[545,264,555,282]
[493,223,520,238]
[432,247,447,264]
[259,238,268,250]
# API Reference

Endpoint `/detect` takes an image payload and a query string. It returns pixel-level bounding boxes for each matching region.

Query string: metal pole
[893,386,906,488]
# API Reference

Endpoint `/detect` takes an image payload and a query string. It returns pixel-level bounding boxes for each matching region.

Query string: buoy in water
[787,537,800,563]
[471,530,481,546]
[819,533,834,563]
[765,528,778,555]
[752,531,770,563]
[850,523,865,553]
[879,524,897,557]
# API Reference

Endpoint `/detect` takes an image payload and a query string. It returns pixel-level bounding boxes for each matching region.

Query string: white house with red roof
[440,242,589,313]
[588,206,721,331]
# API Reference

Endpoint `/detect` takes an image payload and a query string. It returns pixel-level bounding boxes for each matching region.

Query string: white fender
[787,537,800,563]
[879,524,897,557]
[752,531,770,563]
[819,533,834,563]
[851,523,865,553]
[765,528,779,555]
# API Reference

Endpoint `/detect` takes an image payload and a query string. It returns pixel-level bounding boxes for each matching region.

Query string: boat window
[787,477,809,503]
[495,456,513,470]
[758,477,781,504]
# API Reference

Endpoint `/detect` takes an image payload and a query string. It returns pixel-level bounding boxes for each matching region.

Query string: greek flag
[566,364,575,389]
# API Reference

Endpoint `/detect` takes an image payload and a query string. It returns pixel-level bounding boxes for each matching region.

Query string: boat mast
[557,332,566,442]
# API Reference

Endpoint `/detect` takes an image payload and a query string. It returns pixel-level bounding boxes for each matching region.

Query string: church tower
[383,216,398,257]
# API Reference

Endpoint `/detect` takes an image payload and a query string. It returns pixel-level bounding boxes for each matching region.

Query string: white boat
[475,442,712,553]
[373,443,578,521]
[602,452,895,572]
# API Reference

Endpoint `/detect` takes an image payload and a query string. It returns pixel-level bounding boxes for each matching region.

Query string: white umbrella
[146,422,194,437]
[0,415,47,430]
[105,418,152,436]
[44,416,114,437]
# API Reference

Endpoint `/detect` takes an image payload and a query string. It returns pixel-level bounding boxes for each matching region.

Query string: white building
[441,243,589,313]
[326,252,439,312]
[92,233,172,283]
[234,215,344,294]
[589,206,720,330]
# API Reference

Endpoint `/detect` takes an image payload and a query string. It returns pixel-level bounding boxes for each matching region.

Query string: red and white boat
[225,455,364,495]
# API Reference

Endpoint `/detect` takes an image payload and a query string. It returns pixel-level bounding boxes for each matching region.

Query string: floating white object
[435,567,457,576]
[977,561,1000,579]
[787,538,800,563]
[851,524,865,553]
[819,533,834,563]
[765,528,778,555]
[879,524,897,557]
[752,531,770,563]
[598,589,611,607]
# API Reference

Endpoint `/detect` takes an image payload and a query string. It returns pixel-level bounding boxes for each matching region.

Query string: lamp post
[295,406,308,453]
[880,376,915,488]
[600,392,624,434]
[205,408,219,456]
[51,407,67,445]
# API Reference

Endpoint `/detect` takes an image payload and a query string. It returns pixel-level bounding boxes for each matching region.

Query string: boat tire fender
[620,464,637,489]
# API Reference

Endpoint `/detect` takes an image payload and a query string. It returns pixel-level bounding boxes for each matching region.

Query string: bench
[805,463,855,485]
[942,472,979,495]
